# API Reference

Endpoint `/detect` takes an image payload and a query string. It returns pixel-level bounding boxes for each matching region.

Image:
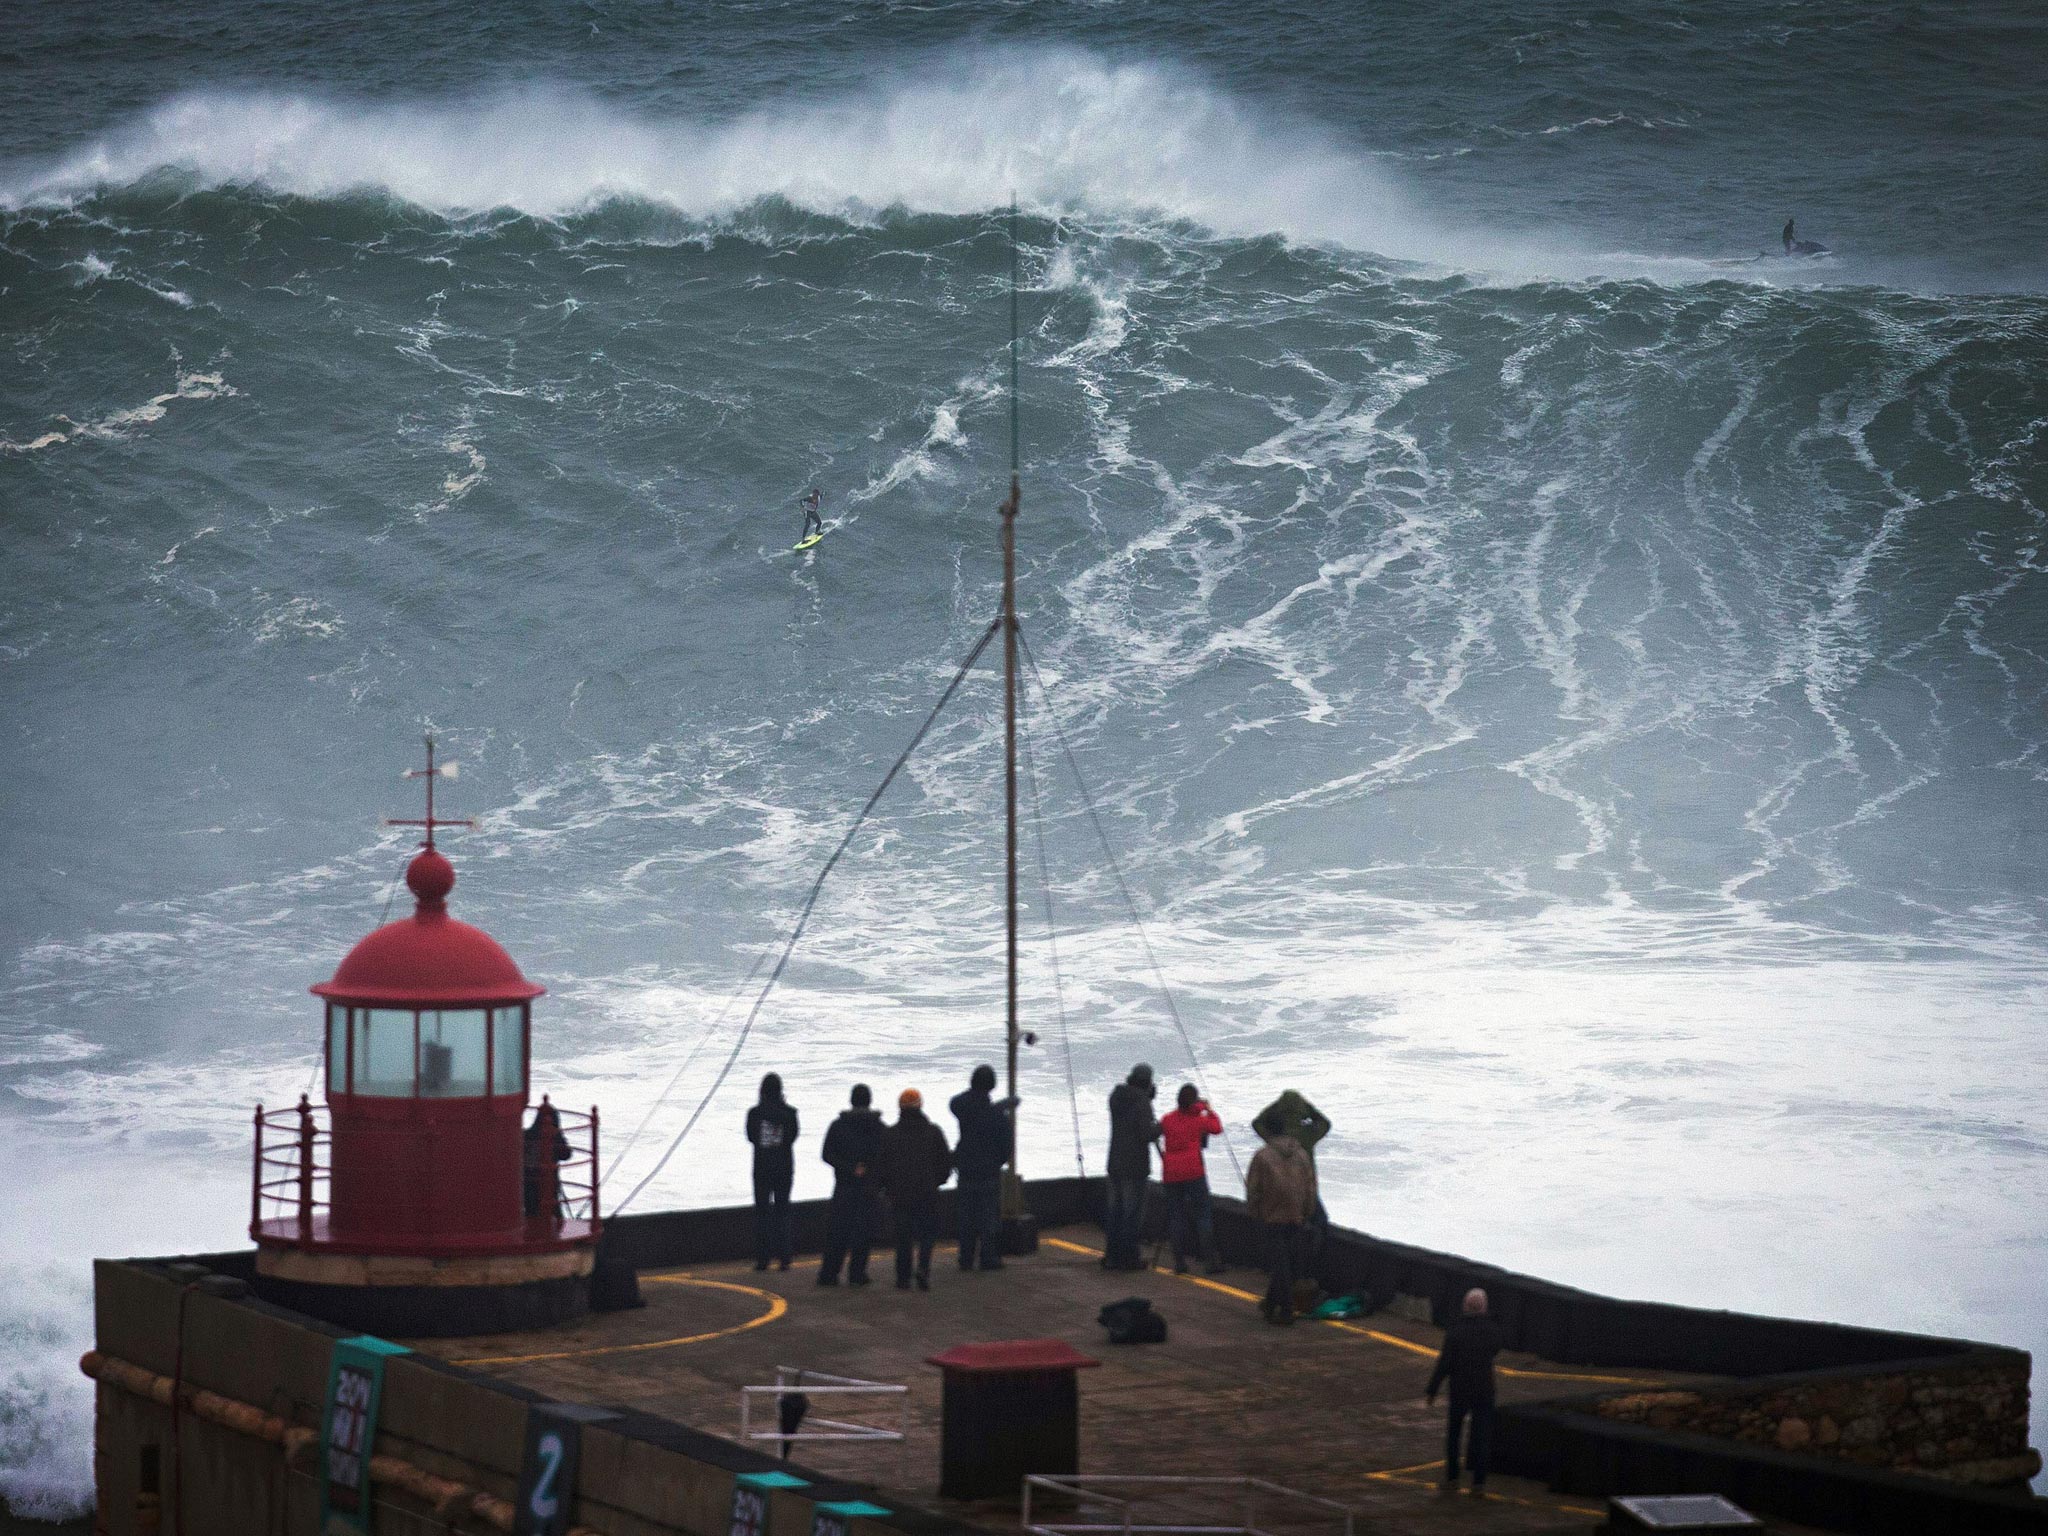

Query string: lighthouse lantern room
[251,741,601,1336]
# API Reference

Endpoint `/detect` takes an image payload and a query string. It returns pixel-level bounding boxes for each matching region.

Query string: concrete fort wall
[86,1253,976,1536]
[89,1176,2044,1535]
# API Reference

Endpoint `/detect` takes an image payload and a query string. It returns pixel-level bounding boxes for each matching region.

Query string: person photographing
[1157,1084,1226,1274]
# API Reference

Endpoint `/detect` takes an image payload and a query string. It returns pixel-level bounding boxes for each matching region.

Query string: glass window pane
[351,1009,416,1097]
[418,1010,488,1097]
[492,1005,526,1096]
[327,1005,347,1095]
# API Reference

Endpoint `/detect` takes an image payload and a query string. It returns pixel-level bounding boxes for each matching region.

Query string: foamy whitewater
[3,0,2046,1516]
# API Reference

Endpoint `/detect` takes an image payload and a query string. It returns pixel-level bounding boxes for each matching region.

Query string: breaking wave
[0,51,1462,261]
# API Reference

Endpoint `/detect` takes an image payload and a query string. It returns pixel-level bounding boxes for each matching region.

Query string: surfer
[1782,219,1828,257]
[798,487,824,543]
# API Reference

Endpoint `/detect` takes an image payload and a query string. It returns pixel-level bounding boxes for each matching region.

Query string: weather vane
[385,734,473,851]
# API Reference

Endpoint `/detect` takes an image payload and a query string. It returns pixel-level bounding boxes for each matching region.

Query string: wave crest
[0,50,1441,259]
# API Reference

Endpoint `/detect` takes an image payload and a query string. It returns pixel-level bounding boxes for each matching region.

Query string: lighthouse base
[253,1242,594,1338]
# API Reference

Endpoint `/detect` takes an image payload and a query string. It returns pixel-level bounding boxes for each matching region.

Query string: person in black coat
[1427,1287,1504,1491]
[879,1089,952,1290]
[817,1084,884,1286]
[745,1073,800,1271]
[948,1064,1016,1270]
[1103,1064,1158,1270]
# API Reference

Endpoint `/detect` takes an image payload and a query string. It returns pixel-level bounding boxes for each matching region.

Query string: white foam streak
[0,53,1447,261]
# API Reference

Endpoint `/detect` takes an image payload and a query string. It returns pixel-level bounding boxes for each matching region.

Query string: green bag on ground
[1310,1293,1365,1320]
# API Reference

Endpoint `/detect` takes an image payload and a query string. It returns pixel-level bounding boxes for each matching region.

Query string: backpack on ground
[1097,1295,1168,1344]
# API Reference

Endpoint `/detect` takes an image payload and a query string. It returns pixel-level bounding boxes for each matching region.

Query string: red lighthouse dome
[315,849,544,1006]
[251,742,599,1337]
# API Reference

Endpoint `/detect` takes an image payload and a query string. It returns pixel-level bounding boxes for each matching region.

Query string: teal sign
[812,1499,891,1536]
[319,1336,411,1535]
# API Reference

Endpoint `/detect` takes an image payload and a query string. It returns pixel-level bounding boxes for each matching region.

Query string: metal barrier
[739,1367,909,1477]
[249,1095,599,1239]
[252,1097,332,1236]
[1021,1477,1355,1536]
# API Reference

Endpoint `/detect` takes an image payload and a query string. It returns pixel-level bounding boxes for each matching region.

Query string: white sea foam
[0,369,234,454]
[0,52,1463,264]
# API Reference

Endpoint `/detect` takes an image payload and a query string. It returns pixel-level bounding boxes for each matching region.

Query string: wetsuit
[800,491,823,540]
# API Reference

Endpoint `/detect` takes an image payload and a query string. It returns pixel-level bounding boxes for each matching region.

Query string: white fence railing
[738,1367,909,1476]
[1021,1476,1355,1536]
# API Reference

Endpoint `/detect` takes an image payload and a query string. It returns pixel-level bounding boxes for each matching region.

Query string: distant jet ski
[1780,218,1829,257]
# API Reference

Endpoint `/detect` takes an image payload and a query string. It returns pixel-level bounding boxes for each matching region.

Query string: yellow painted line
[1364,1458,1445,1480]
[452,1274,787,1366]
[1044,1235,1665,1386]
[1364,1461,1600,1518]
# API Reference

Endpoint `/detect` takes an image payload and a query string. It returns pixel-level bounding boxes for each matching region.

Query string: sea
[3,0,2045,1516]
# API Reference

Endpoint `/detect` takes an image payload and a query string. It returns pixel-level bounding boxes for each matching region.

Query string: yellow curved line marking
[1043,1236,1662,1386]
[452,1274,787,1366]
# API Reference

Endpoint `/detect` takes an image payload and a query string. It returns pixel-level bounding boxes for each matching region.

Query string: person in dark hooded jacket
[879,1088,952,1289]
[745,1073,799,1271]
[949,1064,1016,1270]
[1102,1063,1158,1270]
[1427,1287,1504,1491]
[817,1084,883,1286]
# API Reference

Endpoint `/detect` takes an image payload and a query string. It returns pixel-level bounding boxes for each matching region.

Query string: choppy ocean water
[3,0,2046,1515]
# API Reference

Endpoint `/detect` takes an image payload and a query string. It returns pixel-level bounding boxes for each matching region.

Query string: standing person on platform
[880,1089,952,1291]
[523,1100,572,1225]
[949,1064,1016,1271]
[1103,1064,1159,1270]
[1253,1089,1332,1254]
[1158,1084,1226,1275]
[1243,1127,1317,1324]
[817,1084,883,1287]
[1427,1288,1503,1493]
[745,1073,800,1272]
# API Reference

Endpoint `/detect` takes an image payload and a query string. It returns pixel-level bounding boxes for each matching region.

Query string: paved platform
[409,1226,1789,1535]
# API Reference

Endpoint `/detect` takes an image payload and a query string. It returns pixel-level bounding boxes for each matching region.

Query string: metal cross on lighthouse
[386,735,473,850]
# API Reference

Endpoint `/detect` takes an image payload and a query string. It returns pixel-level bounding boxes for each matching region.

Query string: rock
[1816,1416,1840,1446]
[1776,1418,1813,1451]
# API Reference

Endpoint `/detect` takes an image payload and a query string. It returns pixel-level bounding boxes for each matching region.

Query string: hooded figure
[1428,1288,1504,1491]
[746,1073,800,1271]
[1244,1131,1317,1324]
[817,1085,883,1286]
[522,1099,572,1224]
[1253,1089,1332,1259]
[1102,1064,1159,1270]
[880,1089,952,1289]
[949,1064,1016,1270]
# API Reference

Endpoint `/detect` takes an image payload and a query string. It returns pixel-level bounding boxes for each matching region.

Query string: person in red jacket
[1157,1084,1227,1275]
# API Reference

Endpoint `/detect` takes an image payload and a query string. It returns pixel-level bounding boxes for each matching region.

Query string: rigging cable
[1019,700,1087,1177]
[611,618,1003,1216]
[1016,623,1244,1187]
[598,948,772,1188]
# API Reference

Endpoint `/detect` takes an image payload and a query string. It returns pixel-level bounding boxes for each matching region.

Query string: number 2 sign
[514,1403,619,1536]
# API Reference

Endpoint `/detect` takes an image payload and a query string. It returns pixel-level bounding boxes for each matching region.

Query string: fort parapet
[83,1177,2046,1536]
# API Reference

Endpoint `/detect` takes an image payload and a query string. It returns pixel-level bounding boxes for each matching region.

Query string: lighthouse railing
[537,1102,601,1231]
[251,1097,332,1240]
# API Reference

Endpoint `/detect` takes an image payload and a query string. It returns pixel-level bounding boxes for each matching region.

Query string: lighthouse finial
[386,734,474,852]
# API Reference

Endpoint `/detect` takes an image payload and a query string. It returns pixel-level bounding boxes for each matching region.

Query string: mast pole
[1003,194,1022,1168]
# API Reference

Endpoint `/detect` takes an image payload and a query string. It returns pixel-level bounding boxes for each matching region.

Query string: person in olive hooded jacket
[817,1084,884,1286]
[1244,1127,1317,1323]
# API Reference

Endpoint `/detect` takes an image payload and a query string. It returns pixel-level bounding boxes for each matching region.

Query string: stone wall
[1590,1354,2041,1488]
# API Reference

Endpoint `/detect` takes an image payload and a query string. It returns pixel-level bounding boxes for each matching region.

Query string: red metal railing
[535,1100,602,1226]
[252,1095,331,1239]
[250,1095,600,1243]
